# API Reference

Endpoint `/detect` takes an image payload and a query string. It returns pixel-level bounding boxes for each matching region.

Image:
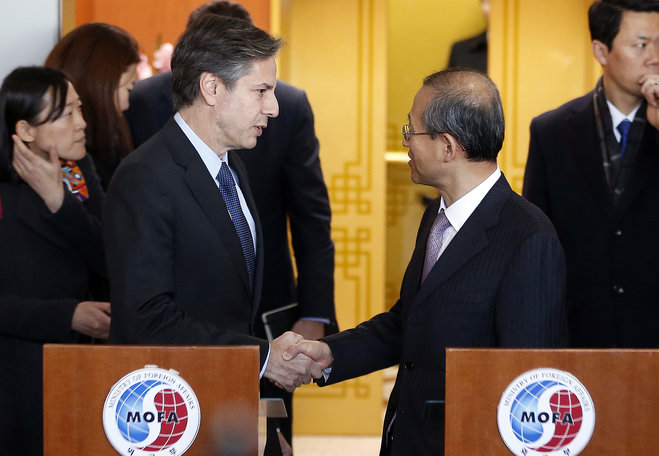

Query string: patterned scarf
[60,159,89,201]
[592,77,647,206]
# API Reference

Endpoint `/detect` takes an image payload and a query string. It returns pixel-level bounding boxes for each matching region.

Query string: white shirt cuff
[260,344,271,379]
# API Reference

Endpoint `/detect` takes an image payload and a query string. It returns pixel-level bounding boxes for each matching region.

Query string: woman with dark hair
[46,22,140,189]
[0,66,110,454]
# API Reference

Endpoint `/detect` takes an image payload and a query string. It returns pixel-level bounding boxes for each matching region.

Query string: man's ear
[592,40,609,66]
[14,120,35,143]
[199,72,225,106]
[441,133,464,162]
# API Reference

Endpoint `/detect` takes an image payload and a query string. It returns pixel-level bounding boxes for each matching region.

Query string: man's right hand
[72,301,111,339]
[283,339,334,371]
[265,331,323,392]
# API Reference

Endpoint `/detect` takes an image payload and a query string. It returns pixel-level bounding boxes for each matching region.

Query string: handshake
[263,331,334,392]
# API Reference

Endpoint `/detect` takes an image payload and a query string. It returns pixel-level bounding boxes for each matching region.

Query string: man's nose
[264,91,279,118]
[648,40,659,65]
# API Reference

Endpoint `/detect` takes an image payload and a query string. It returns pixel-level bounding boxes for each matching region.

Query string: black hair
[186,0,252,28]
[0,66,69,181]
[589,0,659,49]
[171,15,281,110]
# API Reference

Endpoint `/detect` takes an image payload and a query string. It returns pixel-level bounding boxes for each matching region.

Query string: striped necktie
[421,209,451,283]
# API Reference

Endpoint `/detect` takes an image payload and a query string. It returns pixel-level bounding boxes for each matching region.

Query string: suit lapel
[569,95,616,218]
[399,199,439,306]
[413,175,510,306]
[162,120,252,294]
[614,124,659,220]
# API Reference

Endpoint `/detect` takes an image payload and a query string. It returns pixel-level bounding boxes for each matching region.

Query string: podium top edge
[43,344,261,352]
[445,348,659,354]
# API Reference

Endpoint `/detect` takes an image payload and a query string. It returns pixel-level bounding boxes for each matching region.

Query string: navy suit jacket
[124,73,336,335]
[105,119,269,366]
[524,92,659,347]
[321,175,567,455]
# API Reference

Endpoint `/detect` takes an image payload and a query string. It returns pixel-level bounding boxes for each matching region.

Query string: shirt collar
[440,166,501,232]
[607,100,641,127]
[174,112,227,181]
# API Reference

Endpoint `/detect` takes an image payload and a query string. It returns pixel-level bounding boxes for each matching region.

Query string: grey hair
[422,69,504,162]
[171,15,282,110]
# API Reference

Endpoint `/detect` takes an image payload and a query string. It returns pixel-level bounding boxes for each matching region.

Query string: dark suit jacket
[524,92,659,348]
[125,73,336,335]
[448,30,488,74]
[105,119,269,366]
[321,175,567,455]
[0,154,105,454]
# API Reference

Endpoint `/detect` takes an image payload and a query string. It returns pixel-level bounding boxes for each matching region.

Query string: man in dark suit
[447,31,487,74]
[523,0,659,348]
[124,3,336,450]
[105,13,319,438]
[284,69,568,455]
[447,0,490,74]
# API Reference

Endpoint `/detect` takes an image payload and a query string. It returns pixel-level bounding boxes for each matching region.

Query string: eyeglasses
[402,123,430,141]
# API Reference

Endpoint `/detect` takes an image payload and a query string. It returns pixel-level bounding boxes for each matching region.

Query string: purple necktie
[421,209,451,283]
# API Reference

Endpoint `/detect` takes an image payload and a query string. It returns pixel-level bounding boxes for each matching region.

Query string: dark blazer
[448,30,488,74]
[321,175,567,455]
[524,92,659,348]
[125,73,336,332]
[0,154,105,455]
[105,119,269,366]
[124,74,334,450]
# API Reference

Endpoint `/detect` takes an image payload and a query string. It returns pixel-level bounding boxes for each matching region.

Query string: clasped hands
[263,331,334,392]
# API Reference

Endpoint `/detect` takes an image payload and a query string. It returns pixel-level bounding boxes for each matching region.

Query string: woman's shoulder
[0,178,23,207]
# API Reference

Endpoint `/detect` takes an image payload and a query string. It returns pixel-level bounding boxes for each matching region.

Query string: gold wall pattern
[385,159,431,309]
[386,0,485,151]
[282,0,601,435]
[278,0,386,435]
[328,1,374,217]
[491,0,596,193]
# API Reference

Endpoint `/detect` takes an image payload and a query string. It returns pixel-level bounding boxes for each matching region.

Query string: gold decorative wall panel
[387,0,485,151]
[385,155,435,308]
[490,0,597,192]
[278,0,387,436]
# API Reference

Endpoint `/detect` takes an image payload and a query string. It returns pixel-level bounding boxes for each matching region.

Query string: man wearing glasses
[282,69,568,455]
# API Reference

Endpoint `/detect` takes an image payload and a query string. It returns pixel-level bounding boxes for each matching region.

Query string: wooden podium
[444,349,659,455]
[43,344,264,456]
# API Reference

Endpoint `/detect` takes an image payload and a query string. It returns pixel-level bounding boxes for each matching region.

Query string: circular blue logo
[498,368,595,455]
[103,367,201,456]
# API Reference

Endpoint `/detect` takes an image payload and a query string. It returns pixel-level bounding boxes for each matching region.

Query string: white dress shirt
[174,113,257,251]
[607,101,640,143]
[431,166,502,261]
